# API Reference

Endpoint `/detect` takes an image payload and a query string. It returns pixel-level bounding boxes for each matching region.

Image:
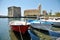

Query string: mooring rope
[19,25,23,40]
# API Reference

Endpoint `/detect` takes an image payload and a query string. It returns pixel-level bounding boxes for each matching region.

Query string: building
[8,6,21,17]
[24,5,41,17]
[43,10,48,16]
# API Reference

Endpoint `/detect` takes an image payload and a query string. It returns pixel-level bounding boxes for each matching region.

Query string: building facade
[8,6,21,17]
[24,5,41,17]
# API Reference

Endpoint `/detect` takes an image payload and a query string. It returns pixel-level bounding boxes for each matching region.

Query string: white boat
[28,20,52,30]
[37,17,60,27]
[44,18,60,27]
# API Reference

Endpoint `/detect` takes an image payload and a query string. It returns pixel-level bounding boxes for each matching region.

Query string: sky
[0,0,60,16]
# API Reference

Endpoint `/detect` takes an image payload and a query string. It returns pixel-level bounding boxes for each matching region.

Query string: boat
[37,17,60,27]
[27,19,52,30]
[49,30,60,39]
[44,18,60,27]
[9,20,30,34]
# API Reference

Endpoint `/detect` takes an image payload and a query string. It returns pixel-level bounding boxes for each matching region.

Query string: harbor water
[0,18,10,40]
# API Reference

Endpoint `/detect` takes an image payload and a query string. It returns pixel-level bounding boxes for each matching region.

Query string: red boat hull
[10,25,29,34]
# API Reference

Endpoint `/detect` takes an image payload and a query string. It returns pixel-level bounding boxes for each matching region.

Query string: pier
[9,30,18,40]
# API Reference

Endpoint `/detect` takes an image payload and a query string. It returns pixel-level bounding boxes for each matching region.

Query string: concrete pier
[9,30,18,40]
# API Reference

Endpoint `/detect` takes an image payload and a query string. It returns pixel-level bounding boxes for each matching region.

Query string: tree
[49,10,52,16]
[55,12,60,17]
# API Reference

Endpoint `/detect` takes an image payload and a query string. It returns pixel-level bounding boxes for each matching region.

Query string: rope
[19,25,23,40]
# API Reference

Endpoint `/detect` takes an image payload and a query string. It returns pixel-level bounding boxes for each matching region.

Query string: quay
[9,30,18,40]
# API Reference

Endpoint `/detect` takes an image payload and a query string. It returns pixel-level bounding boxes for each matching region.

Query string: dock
[9,30,18,40]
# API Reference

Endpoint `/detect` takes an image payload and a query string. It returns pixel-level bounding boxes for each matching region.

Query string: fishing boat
[9,20,30,34]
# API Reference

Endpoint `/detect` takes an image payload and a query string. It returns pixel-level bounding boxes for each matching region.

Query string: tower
[8,6,21,17]
[38,4,41,15]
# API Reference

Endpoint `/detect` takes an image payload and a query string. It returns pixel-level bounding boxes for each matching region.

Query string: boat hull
[49,31,60,37]
[10,25,29,34]
[53,22,60,27]
[30,23,52,30]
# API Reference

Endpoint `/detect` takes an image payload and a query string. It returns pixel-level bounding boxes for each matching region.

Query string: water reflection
[8,18,21,22]
[0,18,10,40]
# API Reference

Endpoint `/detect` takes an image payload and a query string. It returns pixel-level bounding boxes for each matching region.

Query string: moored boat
[27,19,52,30]
[38,17,60,27]
[45,18,60,27]
[49,30,60,39]
[9,20,30,34]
